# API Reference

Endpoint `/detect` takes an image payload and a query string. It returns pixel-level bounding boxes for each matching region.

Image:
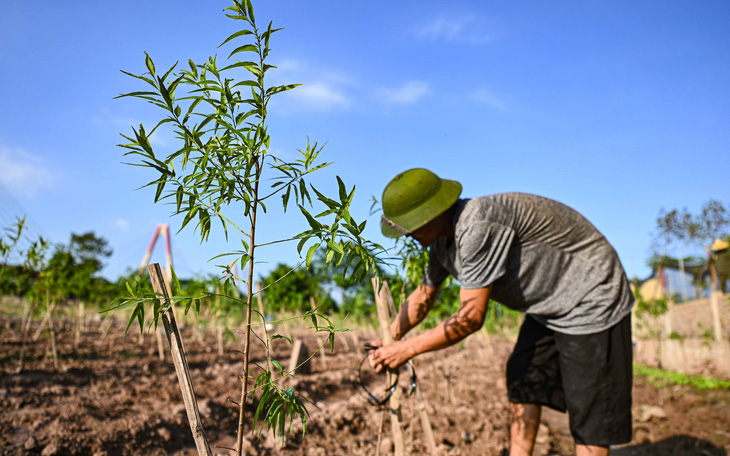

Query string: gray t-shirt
[422,194,634,335]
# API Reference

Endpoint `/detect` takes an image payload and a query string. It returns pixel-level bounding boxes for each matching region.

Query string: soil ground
[1,316,729,456]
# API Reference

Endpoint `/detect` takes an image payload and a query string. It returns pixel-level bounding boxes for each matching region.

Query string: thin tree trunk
[148,263,212,456]
[236,157,261,456]
[258,283,271,373]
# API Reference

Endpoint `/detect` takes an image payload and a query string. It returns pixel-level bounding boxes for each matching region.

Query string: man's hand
[368,339,416,373]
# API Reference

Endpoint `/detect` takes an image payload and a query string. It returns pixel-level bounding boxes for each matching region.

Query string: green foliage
[114,0,386,444]
[0,217,48,296]
[253,372,310,443]
[28,233,116,307]
[634,363,730,390]
[655,199,730,253]
[1,222,116,308]
[633,289,668,319]
[646,254,705,271]
[259,263,335,314]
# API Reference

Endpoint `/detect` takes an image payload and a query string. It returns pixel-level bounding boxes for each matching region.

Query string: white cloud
[268,59,355,113]
[375,81,431,105]
[0,146,56,198]
[115,218,130,232]
[473,88,506,110]
[285,82,352,111]
[414,16,496,44]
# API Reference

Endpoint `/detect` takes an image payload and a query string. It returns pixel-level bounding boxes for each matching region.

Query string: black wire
[356,344,417,407]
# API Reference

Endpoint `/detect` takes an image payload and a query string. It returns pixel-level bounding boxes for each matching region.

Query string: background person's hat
[380,168,462,238]
[711,238,729,252]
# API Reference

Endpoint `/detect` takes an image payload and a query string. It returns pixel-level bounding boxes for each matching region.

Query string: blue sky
[1,0,728,283]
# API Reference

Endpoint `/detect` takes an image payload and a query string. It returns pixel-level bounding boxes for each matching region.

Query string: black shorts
[506,314,633,446]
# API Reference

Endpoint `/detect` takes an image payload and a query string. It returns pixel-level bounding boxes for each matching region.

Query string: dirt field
[1,316,729,456]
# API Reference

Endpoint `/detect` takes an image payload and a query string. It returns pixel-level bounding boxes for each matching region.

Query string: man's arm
[391,283,441,341]
[370,286,491,372]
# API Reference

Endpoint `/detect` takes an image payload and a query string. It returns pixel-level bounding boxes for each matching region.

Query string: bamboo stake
[372,278,406,456]
[148,263,212,456]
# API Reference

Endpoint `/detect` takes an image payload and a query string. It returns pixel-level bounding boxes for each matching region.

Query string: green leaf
[266,84,301,97]
[336,175,347,202]
[171,266,182,296]
[270,334,292,344]
[126,303,143,334]
[144,52,155,75]
[246,0,255,23]
[187,59,198,78]
[228,44,257,59]
[154,179,166,203]
[328,240,344,255]
[305,244,318,267]
[299,206,321,231]
[218,29,254,48]
[240,253,250,270]
[282,186,291,211]
[271,359,284,373]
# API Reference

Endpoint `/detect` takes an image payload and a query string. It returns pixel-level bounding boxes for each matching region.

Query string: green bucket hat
[380,168,462,238]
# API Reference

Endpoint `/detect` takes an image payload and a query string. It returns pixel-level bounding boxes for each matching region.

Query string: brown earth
[1,316,729,456]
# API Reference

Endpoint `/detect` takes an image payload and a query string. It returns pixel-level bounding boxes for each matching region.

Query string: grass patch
[634,363,730,390]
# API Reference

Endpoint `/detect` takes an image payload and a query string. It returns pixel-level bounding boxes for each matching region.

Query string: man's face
[408,218,441,247]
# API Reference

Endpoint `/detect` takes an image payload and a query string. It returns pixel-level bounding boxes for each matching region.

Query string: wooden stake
[286,339,310,376]
[100,317,113,340]
[414,381,437,454]
[317,336,328,370]
[708,253,723,341]
[148,263,212,456]
[156,327,165,361]
[340,331,351,352]
[46,300,59,371]
[372,278,406,456]
[373,279,437,454]
[74,301,83,348]
[32,311,49,341]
